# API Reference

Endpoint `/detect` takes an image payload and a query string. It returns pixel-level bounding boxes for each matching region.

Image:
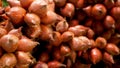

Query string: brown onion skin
[103,52,114,64]
[15,64,29,68]
[0,27,7,38]
[101,29,113,40]
[61,31,74,42]
[0,0,2,6]
[49,31,61,46]
[69,50,76,63]
[103,15,115,29]
[87,28,95,39]
[34,61,48,68]
[84,18,93,27]
[90,39,96,48]
[0,53,17,68]
[56,20,69,33]
[8,27,22,39]
[116,0,120,6]
[39,25,53,41]
[20,0,34,9]
[48,61,66,68]
[47,0,55,11]
[60,45,71,56]
[83,5,92,17]
[41,11,61,25]
[15,51,34,64]
[0,34,19,52]
[60,3,75,17]
[70,36,91,51]
[4,20,14,32]
[24,13,40,26]
[110,7,120,20]
[6,7,26,27]
[91,4,107,20]
[52,48,62,61]
[54,0,66,7]
[76,0,85,8]
[90,48,102,64]
[17,37,39,52]
[66,58,72,68]
[38,52,49,62]
[7,0,21,7]
[69,19,79,27]
[95,37,107,49]
[105,43,119,55]
[24,13,41,39]
[92,21,104,36]
[28,0,47,17]
[25,25,41,39]
[68,25,88,36]
[104,0,115,9]
[108,33,120,45]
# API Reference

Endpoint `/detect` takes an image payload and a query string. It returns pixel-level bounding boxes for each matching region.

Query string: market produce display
[0,0,120,68]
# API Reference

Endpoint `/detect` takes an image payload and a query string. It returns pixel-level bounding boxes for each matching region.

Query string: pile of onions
[0,0,119,68]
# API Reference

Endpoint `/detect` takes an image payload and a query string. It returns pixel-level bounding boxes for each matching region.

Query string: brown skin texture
[0,34,19,52]
[20,0,34,9]
[103,15,115,29]
[0,53,17,68]
[92,4,107,20]
[105,43,120,55]
[103,52,114,64]
[17,37,39,52]
[6,7,26,26]
[60,3,75,17]
[111,7,120,20]
[90,48,102,64]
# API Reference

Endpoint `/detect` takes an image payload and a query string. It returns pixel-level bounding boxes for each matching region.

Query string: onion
[0,53,17,68]
[90,48,102,64]
[68,25,88,36]
[103,52,114,64]
[41,11,62,25]
[60,44,71,56]
[7,0,21,7]
[95,37,107,49]
[105,43,120,55]
[91,4,107,20]
[103,15,115,29]
[39,25,53,41]
[70,36,91,51]
[110,7,120,20]
[61,31,74,42]
[15,51,35,64]
[0,34,19,52]
[17,37,39,52]
[104,0,115,9]
[49,31,61,46]
[60,3,75,17]
[28,0,48,17]
[56,19,69,33]
[6,7,26,27]
[20,0,34,9]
